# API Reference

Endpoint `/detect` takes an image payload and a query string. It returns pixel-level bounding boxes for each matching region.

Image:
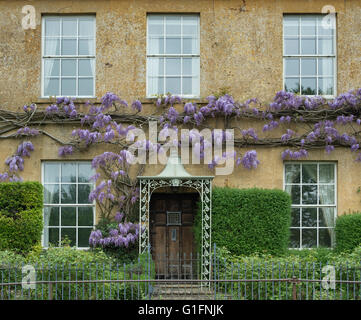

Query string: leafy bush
[214,246,361,300]
[0,246,153,300]
[0,182,43,254]
[195,187,291,256]
[335,212,361,252]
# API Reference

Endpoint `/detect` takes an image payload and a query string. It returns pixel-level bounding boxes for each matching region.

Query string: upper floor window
[283,15,336,97]
[147,14,200,97]
[42,16,96,98]
[284,162,336,249]
[42,162,95,248]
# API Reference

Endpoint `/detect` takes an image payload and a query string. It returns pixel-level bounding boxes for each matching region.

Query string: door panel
[150,193,198,279]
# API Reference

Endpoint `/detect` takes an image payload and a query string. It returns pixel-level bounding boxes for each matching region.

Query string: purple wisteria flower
[58,146,74,157]
[16,127,39,136]
[132,100,142,112]
[241,150,260,169]
[281,149,308,160]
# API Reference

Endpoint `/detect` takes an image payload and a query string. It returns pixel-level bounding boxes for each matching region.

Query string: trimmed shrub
[0,182,43,254]
[0,247,151,300]
[335,212,361,252]
[194,187,291,256]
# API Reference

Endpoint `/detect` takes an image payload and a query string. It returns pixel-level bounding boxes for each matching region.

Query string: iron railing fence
[1,245,361,300]
[1,261,361,300]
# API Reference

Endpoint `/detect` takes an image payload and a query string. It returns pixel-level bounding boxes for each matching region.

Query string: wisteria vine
[0,89,360,240]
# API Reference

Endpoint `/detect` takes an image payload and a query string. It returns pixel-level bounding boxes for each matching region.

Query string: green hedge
[0,247,154,300]
[0,182,43,254]
[195,187,291,256]
[335,212,361,252]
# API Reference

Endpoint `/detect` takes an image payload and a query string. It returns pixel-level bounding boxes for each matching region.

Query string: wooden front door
[150,193,199,279]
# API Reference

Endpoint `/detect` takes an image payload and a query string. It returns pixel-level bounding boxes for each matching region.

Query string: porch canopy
[137,150,214,280]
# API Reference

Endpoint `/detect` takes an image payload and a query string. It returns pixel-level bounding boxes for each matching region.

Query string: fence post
[292,276,297,300]
[48,282,53,301]
[148,244,151,300]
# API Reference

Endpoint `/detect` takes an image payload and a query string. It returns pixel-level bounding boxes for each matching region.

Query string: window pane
[302,185,317,204]
[319,185,335,205]
[61,184,77,204]
[61,228,76,246]
[79,59,94,76]
[78,228,93,247]
[301,78,316,95]
[165,16,181,35]
[302,207,317,227]
[61,78,76,96]
[62,18,77,36]
[319,164,335,183]
[148,58,164,76]
[285,58,299,76]
[284,17,299,36]
[44,207,59,227]
[301,38,316,54]
[285,78,300,94]
[285,164,300,183]
[62,39,77,55]
[45,39,60,55]
[301,59,316,76]
[319,208,335,228]
[44,184,59,204]
[44,163,60,183]
[182,58,192,75]
[165,77,181,94]
[148,16,164,35]
[61,207,76,226]
[319,229,333,247]
[78,207,93,226]
[148,37,164,54]
[318,38,334,55]
[79,39,94,55]
[318,58,334,76]
[284,38,299,55]
[79,18,94,37]
[183,37,198,54]
[291,208,300,227]
[44,59,60,77]
[45,19,60,36]
[61,163,76,183]
[148,77,164,96]
[285,185,300,204]
[301,17,316,35]
[182,77,192,95]
[78,184,92,204]
[302,229,317,248]
[165,58,181,75]
[183,16,198,35]
[165,37,181,54]
[48,228,59,246]
[318,16,335,36]
[290,229,300,248]
[61,59,76,77]
[78,78,94,96]
[44,78,60,96]
[318,78,334,95]
[78,163,93,182]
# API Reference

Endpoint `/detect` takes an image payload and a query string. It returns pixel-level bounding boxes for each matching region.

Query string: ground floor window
[284,162,336,248]
[42,161,95,248]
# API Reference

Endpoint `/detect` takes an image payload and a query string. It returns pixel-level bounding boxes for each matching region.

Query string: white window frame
[283,161,337,249]
[146,14,200,98]
[41,15,96,98]
[41,161,96,249]
[283,14,337,99]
